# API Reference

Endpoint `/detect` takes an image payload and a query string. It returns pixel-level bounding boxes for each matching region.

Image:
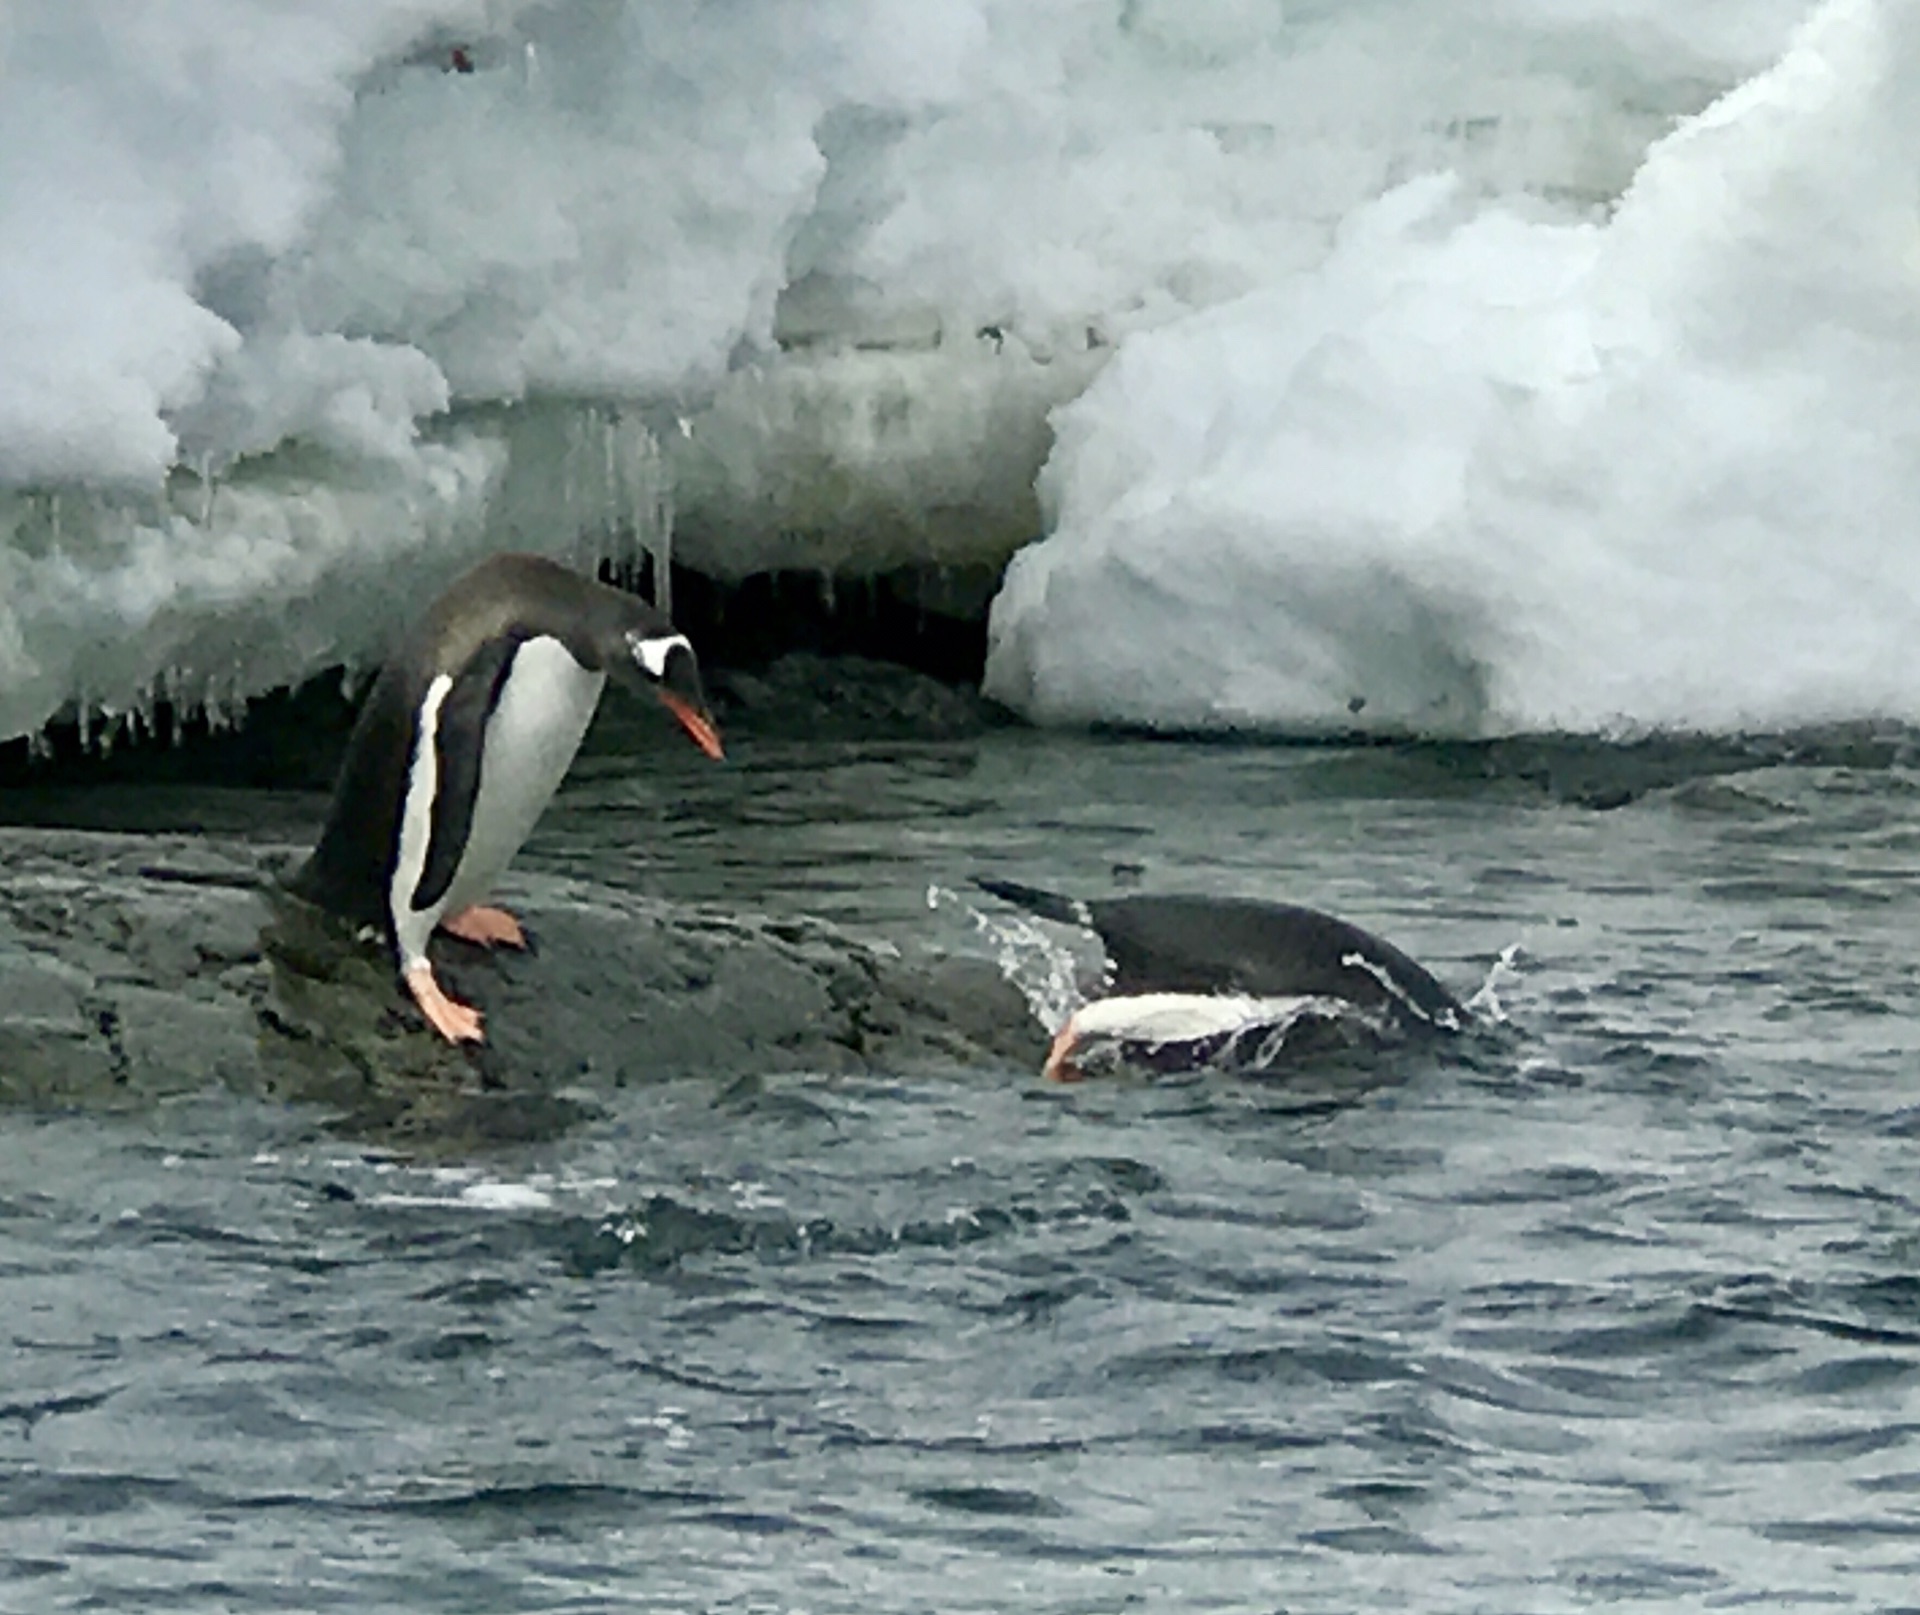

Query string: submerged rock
[0,830,1041,1151]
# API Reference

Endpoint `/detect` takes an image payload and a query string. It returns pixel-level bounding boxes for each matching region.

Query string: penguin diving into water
[291,552,724,1045]
[974,878,1467,1081]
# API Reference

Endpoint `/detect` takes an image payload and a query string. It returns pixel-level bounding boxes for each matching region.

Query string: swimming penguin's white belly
[442,635,606,914]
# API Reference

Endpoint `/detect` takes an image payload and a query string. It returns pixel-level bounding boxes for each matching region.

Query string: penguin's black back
[976,878,1464,1027]
[286,657,416,927]
[289,554,677,928]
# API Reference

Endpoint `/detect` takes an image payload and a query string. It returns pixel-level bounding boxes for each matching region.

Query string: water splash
[926,882,1093,1033]
[1467,942,1527,1025]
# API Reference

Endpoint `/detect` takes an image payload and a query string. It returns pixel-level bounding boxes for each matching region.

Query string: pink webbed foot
[439,904,528,949]
[403,961,485,1045]
[1042,1018,1084,1083]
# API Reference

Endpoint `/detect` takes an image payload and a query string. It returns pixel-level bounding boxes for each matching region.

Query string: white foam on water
[368,1169,557,1211]
[457,1181,555,1212]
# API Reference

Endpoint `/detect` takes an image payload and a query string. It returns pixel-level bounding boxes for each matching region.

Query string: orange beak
[661,689,724,760]
[1042,1019,1084,1083]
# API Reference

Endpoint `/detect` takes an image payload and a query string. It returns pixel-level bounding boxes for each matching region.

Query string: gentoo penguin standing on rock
[975,878,1466,1080]
[291,553,724,1045]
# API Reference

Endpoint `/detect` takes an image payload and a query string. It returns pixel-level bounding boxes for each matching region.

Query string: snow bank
[987,0,1920,736]
[0,0,1822,740]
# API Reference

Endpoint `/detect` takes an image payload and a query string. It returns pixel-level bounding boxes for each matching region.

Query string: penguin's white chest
[445,636,605,911]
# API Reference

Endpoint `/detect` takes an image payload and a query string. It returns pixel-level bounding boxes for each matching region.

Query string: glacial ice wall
[0,0,1826,742]
[986,0,1920,736]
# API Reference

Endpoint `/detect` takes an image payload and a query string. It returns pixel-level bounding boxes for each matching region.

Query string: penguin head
[452,555,727,760]
[614,625,725,760]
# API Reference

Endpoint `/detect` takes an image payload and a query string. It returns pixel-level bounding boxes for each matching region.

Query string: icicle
[199,669,242,736]
[651,485,673,619]
[163,668,188,747]
[599,409,619,566]
[557,402,675,614]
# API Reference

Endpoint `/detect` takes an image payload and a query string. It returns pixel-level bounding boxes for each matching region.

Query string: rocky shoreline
[0,828,1042,1153]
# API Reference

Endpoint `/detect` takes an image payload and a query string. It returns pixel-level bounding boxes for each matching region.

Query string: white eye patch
[625,631,690,679]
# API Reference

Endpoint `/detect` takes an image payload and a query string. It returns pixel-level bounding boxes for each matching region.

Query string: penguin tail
[972,877,1088,927]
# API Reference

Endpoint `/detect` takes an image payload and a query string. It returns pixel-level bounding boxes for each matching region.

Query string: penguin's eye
[625,631,690,680]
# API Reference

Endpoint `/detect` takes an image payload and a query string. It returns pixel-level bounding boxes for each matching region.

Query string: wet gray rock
[703,653,1005,740]
[0,829,1043,1151]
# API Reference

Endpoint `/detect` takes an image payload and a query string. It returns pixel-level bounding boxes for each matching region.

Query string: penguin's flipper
[412,636,523,914]
[973,877,1093,928]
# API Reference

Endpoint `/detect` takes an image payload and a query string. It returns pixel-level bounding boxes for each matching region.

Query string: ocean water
[6,728,1920,1611]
